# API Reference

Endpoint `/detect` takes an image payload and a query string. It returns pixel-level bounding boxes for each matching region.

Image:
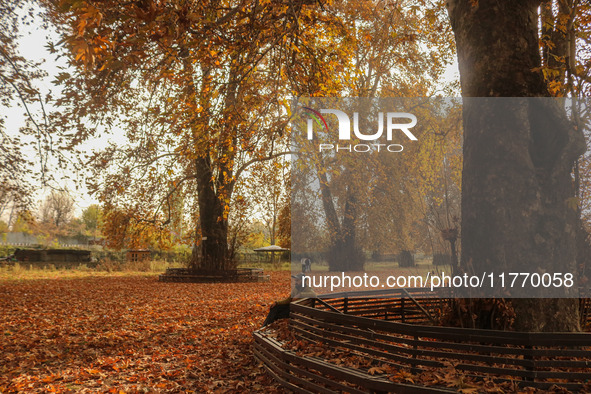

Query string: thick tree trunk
[334,185,364,271]
[317,167,364,271]
[192,157,232,271]
[447,0,585,331]
[184,56,236,272]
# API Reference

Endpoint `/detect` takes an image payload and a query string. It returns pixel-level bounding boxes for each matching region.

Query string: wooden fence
[255,289,591,392]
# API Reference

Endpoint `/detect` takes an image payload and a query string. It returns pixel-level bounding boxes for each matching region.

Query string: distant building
[126,249,151,263]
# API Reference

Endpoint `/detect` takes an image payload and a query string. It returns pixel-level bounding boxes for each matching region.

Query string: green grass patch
[0,259,184,281]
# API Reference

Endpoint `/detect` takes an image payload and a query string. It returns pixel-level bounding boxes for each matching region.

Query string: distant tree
[289,0,454,271]
[101,204,174,251]
[11,209,35,234]
[81,204,101,236]
[276,200,291,250]
[64,217,85,239]
[40,190,74,228]
[248,158,290,246]
[241,221,268,250]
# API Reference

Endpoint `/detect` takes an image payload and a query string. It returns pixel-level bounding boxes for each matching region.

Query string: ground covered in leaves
[0,272,291,393]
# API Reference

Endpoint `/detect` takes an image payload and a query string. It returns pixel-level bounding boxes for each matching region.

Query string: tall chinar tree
[43,0,311,270]
[447,0,587,331]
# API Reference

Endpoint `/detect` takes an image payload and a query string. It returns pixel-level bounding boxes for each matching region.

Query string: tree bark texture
[183,57,234,272]
[317,166,364,271]
[447,0,586,331]
[194,157,232,271]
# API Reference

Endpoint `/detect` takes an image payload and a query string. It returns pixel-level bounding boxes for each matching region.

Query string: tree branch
[232,150,296,188]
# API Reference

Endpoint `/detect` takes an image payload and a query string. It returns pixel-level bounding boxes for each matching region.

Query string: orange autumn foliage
[0,272,291,393]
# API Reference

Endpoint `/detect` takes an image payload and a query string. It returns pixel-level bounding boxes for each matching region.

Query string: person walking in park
[301,257,312,273]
